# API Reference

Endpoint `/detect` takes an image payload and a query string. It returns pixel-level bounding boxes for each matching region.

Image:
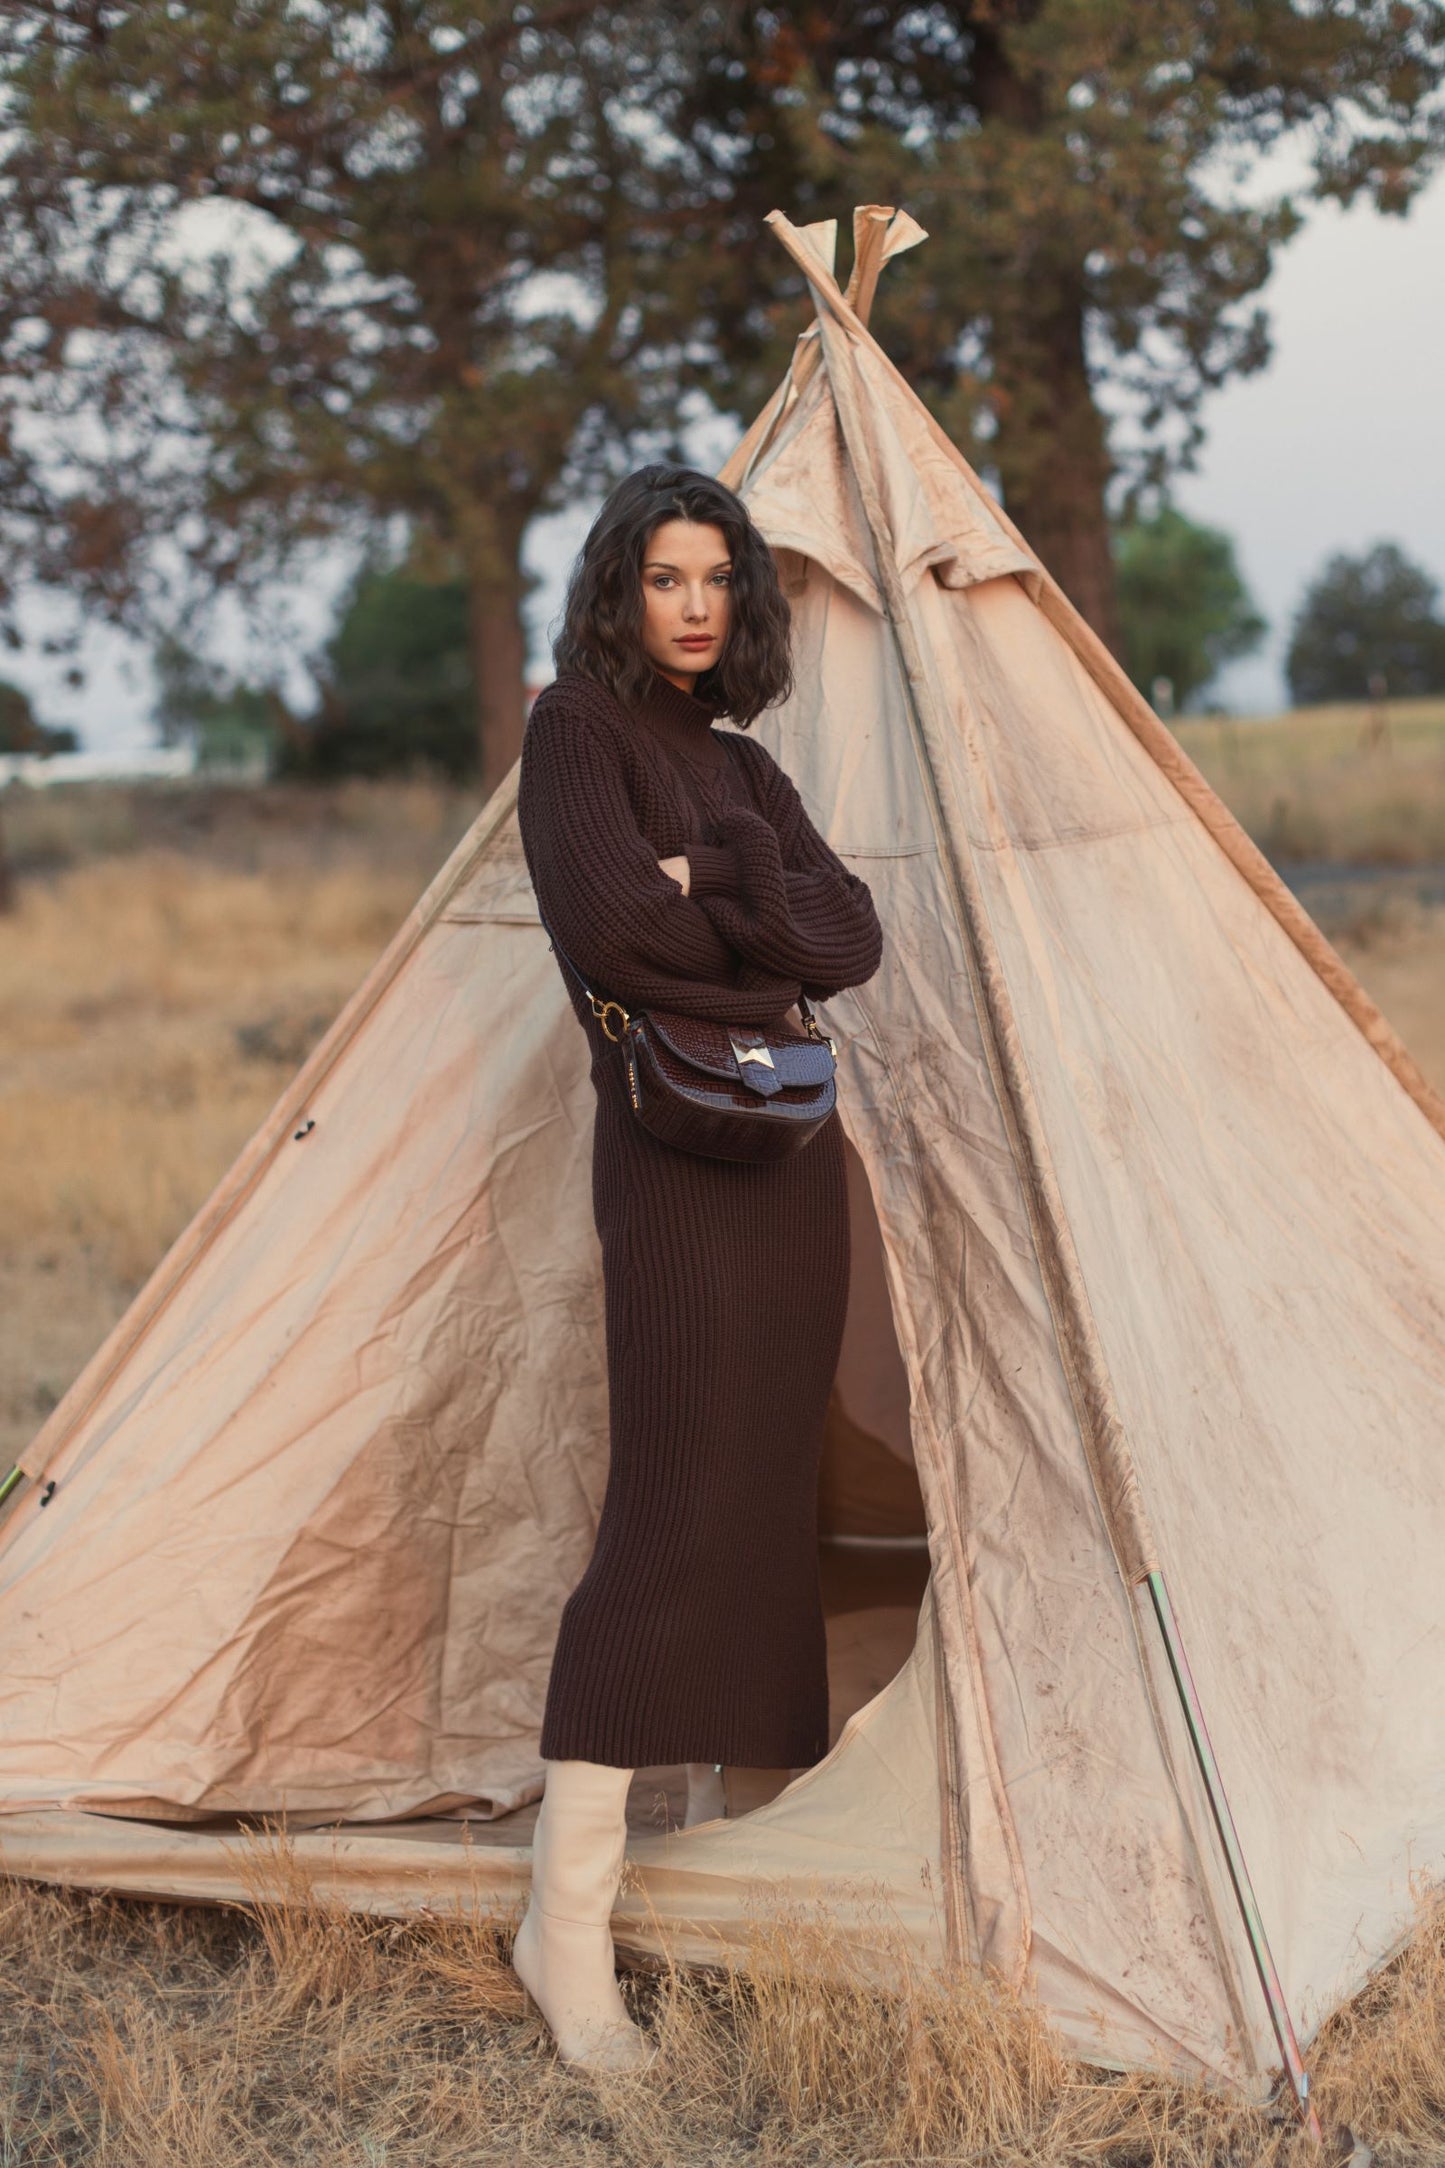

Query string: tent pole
[0,1466,23,1511]
[1144,1569,1322,2142]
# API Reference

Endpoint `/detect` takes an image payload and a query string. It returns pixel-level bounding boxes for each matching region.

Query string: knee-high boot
[512,1758,653,2073]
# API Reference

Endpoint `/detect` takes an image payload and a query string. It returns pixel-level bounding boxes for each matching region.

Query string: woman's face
[639,518,732,693]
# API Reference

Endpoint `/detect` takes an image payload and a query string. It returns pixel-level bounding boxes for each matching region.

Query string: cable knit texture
[517,666,884,1767]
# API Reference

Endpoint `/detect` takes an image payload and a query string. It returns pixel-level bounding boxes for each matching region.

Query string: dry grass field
[1176,696,1445,866]
[5,1852,1445,2166]
[2,702,1445,2164]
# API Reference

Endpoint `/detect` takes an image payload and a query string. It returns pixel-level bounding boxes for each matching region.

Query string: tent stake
[1145,1568,1322,2141]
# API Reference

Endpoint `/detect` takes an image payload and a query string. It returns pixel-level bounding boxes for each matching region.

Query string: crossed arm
[518,689,883,1018]
[518,695,802,1023]
[674,742,885,1002]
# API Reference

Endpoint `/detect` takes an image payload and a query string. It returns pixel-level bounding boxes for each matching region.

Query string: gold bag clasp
[589,994,630,1042]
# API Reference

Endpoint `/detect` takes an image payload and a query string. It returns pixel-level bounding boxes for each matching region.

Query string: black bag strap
[537,908,634,1043]
[536,905,828,1048]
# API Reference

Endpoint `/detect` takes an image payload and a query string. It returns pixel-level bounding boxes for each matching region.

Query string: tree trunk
[989,282,1123,658]
[470,573,528,800]
[459,497,532,799]
[963,24,1123,657]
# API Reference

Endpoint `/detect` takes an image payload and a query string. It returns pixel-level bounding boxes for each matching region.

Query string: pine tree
[678,2,1445,652]
[1287,544,1445,703]
[0,3,706,794]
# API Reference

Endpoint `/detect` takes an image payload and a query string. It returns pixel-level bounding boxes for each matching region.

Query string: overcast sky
[10,165,1445,750]
[1175,168,1445,711]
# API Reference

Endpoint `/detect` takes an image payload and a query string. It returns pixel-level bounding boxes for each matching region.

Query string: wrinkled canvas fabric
[3,215,1445,2093]
[2,860,604,1822]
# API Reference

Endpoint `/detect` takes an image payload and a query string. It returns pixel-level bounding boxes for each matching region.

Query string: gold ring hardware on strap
[803,1014,838,1056]
[589,993,631,1042]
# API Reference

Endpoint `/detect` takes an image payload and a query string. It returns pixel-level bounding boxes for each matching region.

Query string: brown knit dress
[516,667,884,1770]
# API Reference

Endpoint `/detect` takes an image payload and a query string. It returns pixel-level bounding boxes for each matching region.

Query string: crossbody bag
[538,910,838,1164]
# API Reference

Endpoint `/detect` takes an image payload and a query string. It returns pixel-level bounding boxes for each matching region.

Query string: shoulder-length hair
[552,464,793,726]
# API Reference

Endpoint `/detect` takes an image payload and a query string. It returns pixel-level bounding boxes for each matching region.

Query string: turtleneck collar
[632,668,729,770]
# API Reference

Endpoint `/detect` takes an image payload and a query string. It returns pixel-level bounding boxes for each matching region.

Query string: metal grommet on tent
[293,1119,316,1141]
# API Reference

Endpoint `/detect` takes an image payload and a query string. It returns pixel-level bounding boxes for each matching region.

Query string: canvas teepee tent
[2,207,1444,2115]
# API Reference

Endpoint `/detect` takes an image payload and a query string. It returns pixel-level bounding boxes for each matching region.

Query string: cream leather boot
[512,1759,653,2073]
[682,1762,726,1828]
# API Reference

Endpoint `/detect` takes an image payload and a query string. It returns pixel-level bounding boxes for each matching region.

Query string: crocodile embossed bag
[539,913,837,1163]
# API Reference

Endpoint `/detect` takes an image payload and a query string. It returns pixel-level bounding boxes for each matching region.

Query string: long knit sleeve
[692,739,885,1001]
[517,679,805,1025]
[681,839,745,899]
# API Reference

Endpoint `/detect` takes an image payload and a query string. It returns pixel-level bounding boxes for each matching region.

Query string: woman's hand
[657,853,691,895]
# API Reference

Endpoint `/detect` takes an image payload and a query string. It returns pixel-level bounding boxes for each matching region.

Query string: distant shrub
[1113,506,1265,713]
[0,679,78,756]
[152,638,279,773]
[1287,544,1445,705]
[279,567,477,781]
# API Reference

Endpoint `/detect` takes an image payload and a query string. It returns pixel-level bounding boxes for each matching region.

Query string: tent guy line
[1145,1568,1317,2135]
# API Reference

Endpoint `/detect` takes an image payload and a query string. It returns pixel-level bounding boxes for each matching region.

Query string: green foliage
[0,679,77,756]
[152,639,278,772]
[0,3,711,777]
[679,3,1445,640]
[1113,508,1265,712]
[282,567,477,782]
[1286,545,1445,704]
[0,1,1442,700]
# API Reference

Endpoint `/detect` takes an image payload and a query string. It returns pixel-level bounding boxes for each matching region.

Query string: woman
[513,464,884,2072]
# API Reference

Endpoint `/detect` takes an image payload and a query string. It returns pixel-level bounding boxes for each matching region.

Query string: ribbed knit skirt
[538,1049,850,1770]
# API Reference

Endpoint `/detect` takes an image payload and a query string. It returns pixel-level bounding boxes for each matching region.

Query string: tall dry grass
[1176,697,1445,865]
[7,1845,1445,2165]
[0,851,415,1274]
[2,773,475,883]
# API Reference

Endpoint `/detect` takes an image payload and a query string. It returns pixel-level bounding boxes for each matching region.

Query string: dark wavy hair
[552,464,793,726]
